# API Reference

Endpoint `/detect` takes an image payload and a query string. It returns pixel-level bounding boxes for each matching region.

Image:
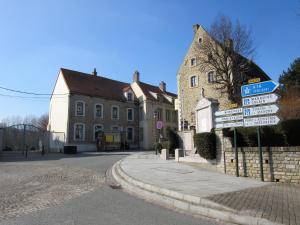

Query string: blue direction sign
[241,80,279,97]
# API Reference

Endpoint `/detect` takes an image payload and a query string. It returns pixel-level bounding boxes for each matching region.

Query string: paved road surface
[0,152,229,225]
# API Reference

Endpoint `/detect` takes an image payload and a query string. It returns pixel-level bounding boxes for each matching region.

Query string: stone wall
[224,147,300,184]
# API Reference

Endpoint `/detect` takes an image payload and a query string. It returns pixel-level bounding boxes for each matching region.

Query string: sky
[0,0,299,120]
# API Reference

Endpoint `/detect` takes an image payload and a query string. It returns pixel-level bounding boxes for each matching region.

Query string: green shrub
[194,132,216,159]
[280,119,300,146]
[260,126,285,146]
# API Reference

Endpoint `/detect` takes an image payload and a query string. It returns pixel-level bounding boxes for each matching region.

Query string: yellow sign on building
[248,78,261,84]
[105,135,114,143]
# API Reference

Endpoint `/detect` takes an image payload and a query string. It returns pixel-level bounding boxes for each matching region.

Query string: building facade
[177,24,269,131]
[48,68,177,151]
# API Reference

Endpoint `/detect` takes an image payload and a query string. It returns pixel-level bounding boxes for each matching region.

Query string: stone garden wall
[224,147,300,183]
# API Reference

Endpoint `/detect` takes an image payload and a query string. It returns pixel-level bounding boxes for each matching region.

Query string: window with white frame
[75,101,85,116]
[156,108,162,121]
[74,123,85,141]
[127,108,134,121]
[190,58,196,66]
[111,105,119,119]
[127,92,133,101]
[126,127,134,142]
[94,124,103,140]
[190,76,197,87]
[172,111,178,123]
[95,104,103,118]
[208,71,216,83]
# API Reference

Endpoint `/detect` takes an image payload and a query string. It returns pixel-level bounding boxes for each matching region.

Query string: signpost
[243,105,279,117]
[214,79,280,181]
[241,80,279,97]
[242,93,279,107]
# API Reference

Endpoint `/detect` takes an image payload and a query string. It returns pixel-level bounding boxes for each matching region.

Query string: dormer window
[127,92,133,101]
[190,58,196,67]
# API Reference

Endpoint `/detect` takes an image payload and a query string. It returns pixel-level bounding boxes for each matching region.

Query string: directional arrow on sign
[243,104,279,117]
[242,93,279,107]
[241,80,279,97]
[215,114,244,122]
[244,115,280,127]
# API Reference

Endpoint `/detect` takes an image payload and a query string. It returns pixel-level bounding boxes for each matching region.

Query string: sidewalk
[112,153,300,225]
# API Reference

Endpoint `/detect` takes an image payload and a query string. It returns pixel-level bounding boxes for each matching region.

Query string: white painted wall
[48,71,70,142]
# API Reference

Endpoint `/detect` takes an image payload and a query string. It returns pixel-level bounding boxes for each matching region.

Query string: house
[177,24,270,131]
[48,68,177,151]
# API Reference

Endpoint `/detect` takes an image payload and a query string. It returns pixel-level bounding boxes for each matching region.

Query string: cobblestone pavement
[0,161,105,221]
[206,183,300,225]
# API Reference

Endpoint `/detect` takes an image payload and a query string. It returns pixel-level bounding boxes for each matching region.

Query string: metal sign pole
[257,126,264,181]
[234,127,239,177]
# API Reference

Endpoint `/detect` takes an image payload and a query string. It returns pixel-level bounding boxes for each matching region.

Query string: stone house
[177,24,270,131]
[48,68,177,151]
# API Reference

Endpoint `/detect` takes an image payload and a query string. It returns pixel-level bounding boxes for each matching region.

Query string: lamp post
[153,110,158,154]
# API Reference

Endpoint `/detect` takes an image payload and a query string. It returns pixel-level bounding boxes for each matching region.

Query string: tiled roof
[138,82,177,102]
[61,68,133,102]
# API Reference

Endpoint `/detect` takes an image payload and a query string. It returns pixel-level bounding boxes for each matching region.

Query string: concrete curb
[112,157,283,225]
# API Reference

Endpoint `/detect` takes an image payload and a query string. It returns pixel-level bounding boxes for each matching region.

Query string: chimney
[92,68,97,76]
[159,81,166,92]
[193,24,200,34]
[133,70,140,83]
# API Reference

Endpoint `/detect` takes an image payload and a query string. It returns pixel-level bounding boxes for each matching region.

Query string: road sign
[242,93,279,107]
[241,80,279,97]
[215,107,243,117]
[244,116,280,127]
[215,121,244,129]
[215,114,243,122]
[156,121,163,129]
[243,104,279,117]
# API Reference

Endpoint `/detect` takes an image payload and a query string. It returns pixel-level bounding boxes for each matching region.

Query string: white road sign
[242,93,279,107]
[243,104,279,117]
[215,121,244,129]
[215,114,244,122]
[215,108,243,116]
[244,116,280,127]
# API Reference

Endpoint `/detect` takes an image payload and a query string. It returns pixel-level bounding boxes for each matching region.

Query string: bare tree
[196,15,257,103]
[37,114,49,131]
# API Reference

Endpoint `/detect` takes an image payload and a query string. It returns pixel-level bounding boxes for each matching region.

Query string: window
[75,101,85,116]
[198,37,202,44]
[94,124,103,140]
[139,106,144,121]
[190,76,197,87]
[208,71,216,83]
[166,110,171,122]
[74,123,85,141]
[127,108,134,121]
[111,105,119,119]
[95,104,103,118]
[190,58,196,66]
[155,108,162,121]
[126,127,134,142]
[172,111,178,123]
[127,92,133,101]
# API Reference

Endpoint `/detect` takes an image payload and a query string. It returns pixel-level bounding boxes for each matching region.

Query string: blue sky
[0,0,299,120]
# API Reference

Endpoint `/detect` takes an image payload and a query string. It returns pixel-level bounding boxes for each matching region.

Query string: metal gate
[1,124,48,157]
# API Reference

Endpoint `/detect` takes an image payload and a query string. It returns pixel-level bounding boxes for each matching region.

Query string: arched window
[190,76,197,87]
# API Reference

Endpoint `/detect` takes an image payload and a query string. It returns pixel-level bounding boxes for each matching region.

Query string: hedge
[223,118,300,147]
[194,132,216,159]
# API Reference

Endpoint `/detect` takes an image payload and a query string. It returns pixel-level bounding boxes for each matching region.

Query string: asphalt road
[0,152,229,225]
